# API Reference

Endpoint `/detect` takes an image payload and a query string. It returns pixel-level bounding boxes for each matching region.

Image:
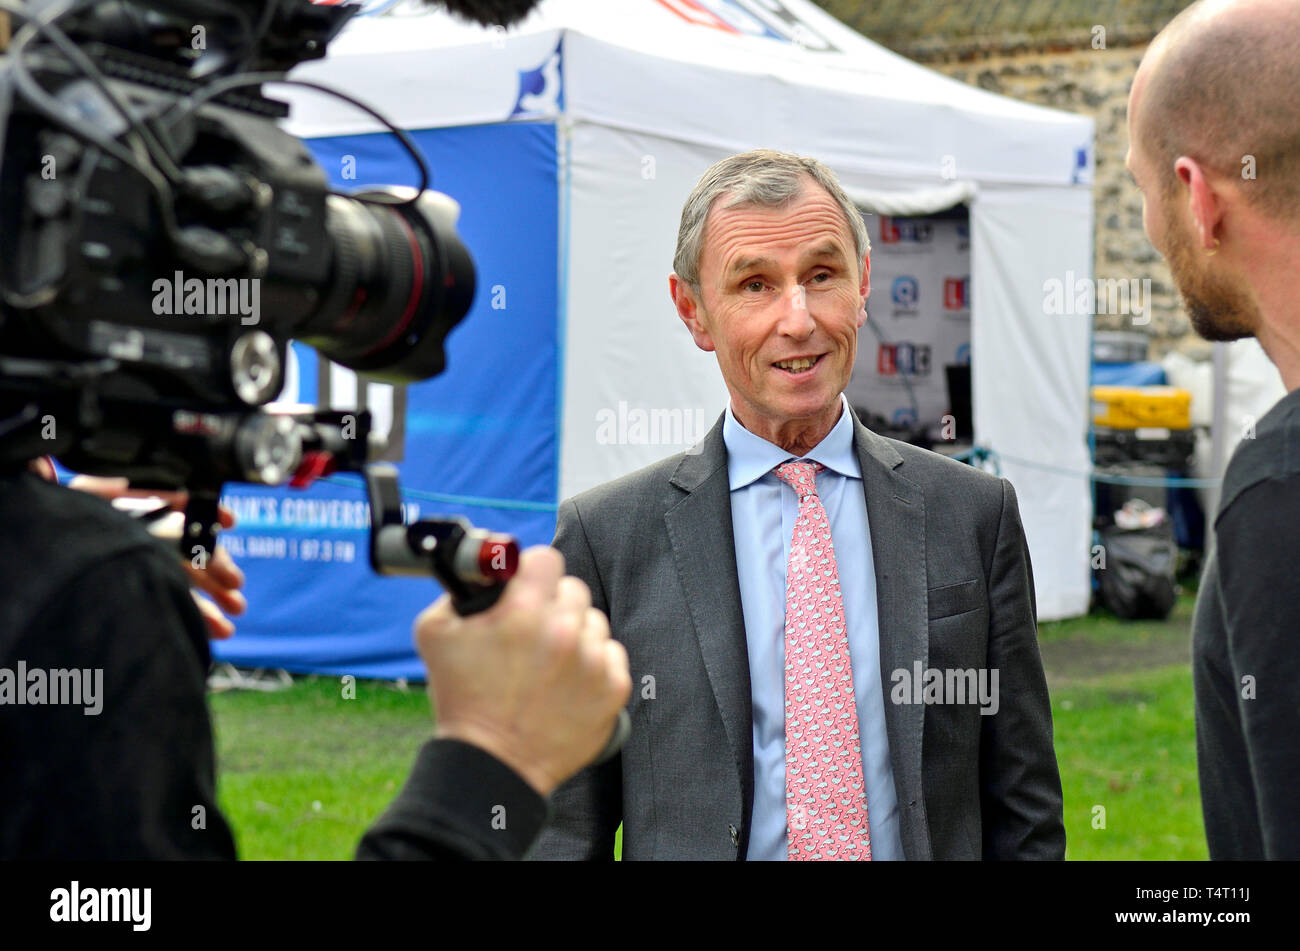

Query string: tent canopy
[291,0,1092,188]
[222,0,1094,679]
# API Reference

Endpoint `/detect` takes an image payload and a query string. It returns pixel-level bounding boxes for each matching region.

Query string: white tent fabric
[1162,339,1287,515]
[846,182,979,216]
[971,186,1093,619]
[286,0,1096,620]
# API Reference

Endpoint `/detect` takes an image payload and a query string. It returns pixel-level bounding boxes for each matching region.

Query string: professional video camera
[0,0,516,611]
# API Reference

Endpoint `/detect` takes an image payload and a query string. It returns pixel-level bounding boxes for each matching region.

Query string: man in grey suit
[530,150,1065,860]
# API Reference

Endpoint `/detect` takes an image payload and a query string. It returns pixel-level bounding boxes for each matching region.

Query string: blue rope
[951,445,1221,490]
[320,474,559,513]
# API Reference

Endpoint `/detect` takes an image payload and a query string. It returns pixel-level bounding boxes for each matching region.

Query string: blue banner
[213,121,559,680]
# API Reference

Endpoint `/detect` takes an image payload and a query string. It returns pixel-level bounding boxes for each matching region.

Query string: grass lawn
[212,593,1206,860]
[211,677,432,860]
[1051,664,1204,859]
[1038,591,1206,860]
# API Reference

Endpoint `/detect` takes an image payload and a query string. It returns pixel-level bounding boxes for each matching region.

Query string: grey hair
[673,149,870,289]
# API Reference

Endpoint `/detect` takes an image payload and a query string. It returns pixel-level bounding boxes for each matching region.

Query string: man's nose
[776,283,816,337]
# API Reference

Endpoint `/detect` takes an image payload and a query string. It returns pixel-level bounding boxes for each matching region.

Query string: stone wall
[935,45,1200,358]
[816,0,1191,59]
[813,2,1204,358]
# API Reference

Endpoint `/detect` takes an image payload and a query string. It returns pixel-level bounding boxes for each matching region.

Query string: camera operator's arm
[356,547,631,860]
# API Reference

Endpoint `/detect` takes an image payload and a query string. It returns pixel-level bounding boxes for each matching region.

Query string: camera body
[0,0,515,606]
[0,0,474,488]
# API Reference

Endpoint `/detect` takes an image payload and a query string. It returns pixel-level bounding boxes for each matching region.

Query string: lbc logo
[879,216,933,245]
[943,277,969,310]
[877,343,932,377]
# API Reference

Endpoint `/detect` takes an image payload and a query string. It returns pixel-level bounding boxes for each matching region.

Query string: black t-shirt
[1193,386,1300,860]
[0,471,547,860]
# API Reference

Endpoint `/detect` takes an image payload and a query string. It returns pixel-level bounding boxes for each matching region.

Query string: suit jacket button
[729,824,739,847]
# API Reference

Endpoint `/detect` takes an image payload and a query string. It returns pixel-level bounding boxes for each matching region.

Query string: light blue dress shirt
[725,395,902,861]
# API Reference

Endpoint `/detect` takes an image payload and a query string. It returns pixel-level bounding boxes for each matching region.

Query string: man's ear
[856,253,871,328]
[1175,156,1225,250]
[669,273,715,352]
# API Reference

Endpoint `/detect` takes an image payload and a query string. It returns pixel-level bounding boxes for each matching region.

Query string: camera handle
[181,487,224,571]
[364,463,630,765]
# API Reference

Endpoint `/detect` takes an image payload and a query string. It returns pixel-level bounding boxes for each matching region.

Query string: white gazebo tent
[283,0,1095,624]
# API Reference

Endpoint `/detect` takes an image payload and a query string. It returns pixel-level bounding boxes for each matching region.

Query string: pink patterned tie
[775,460,871,861]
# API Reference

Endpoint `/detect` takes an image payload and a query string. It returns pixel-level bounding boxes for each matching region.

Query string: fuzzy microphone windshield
[426,0,542,27]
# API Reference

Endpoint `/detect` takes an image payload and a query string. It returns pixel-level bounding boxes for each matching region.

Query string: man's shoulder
[0,472,180,635]
[877,435,1006,499]
[1220,388,1300,518]
[558,427,1009,536]
[0,470,162,554]
[562,447,716,518]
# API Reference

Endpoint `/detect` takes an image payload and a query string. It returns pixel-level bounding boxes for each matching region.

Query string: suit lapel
[851,411,932,860]
[664,413,755,842]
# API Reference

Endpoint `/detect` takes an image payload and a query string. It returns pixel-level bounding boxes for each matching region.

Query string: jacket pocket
[927,578,981,620]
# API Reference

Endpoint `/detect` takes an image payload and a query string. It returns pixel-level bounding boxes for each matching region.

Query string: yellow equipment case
[1091,385,1192,430]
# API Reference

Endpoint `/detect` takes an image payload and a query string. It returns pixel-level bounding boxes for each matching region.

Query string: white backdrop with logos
[844,212,972,432]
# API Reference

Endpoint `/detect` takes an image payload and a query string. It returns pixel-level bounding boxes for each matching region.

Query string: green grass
[211,676,432,860]
[1052,664,1205,859]
[1039,588,1196,649]
[211,594,1207,860]
[1040,592,1206,859]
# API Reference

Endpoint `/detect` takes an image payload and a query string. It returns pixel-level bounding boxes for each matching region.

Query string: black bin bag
[1097,523,1177,620]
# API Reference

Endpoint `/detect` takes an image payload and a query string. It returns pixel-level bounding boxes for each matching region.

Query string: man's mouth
[773,354,824,375]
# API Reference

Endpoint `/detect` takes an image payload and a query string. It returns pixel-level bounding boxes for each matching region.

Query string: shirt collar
[723,394,861,491]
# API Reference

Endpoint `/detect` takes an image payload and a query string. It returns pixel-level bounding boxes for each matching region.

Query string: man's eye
[744,280,764,292]
[810,272,831,283]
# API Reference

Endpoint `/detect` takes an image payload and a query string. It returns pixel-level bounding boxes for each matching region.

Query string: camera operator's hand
[414,546,632,798]
[65,475,247,640]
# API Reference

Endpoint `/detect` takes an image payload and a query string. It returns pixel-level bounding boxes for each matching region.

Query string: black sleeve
[2,548,237,860]
[356,739,549,860]
[1215,473,1300,860]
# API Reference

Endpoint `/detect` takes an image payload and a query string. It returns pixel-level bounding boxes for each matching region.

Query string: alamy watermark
[1043,270,1151,325]
[595,402,709,448]
[50,882,150,931]
[152,270,260,325]
[0,662,103,715]
[890,662,1000,716]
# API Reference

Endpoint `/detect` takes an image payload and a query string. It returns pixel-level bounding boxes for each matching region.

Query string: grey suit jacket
[529,408,1065,860]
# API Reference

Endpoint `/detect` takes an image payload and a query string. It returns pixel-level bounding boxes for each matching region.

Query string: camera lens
[294,187,475,383]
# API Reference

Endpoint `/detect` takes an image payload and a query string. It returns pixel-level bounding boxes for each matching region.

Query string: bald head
[1133,0,1300,224]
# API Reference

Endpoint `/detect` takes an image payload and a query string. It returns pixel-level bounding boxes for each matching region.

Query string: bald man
[1127,0,1300,859]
